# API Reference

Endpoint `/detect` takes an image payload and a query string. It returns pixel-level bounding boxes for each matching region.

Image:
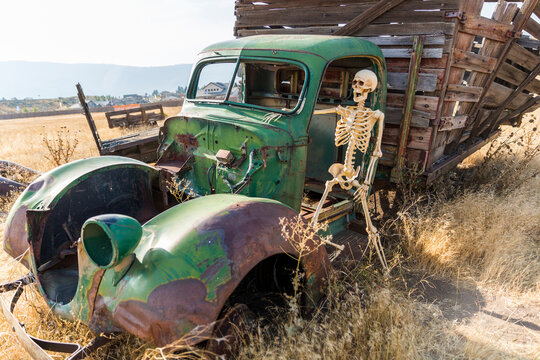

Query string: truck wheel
[206,303,254,359]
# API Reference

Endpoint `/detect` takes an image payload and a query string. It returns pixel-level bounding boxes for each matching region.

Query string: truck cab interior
[302,57,382,230]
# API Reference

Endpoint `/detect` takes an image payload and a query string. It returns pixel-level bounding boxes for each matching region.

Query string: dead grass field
[0,106,182,172]
[0,108,538,359]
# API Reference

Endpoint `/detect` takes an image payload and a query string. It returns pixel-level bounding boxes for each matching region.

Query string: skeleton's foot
[366,229,388,272]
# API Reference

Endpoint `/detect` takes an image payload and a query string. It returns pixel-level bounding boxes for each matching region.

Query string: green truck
[1,35,386,359]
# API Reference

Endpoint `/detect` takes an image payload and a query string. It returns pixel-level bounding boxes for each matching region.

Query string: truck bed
[234,0,540,184]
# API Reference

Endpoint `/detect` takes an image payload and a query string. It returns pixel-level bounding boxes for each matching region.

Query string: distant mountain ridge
[0,61,193,99]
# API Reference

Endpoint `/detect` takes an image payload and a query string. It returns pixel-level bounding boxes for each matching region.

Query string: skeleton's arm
[363,110,385,185]
[313,108,337,115]
[313,105,348,116]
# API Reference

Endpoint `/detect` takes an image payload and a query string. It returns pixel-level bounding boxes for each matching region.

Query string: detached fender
[2,156,159,268]
[88,194,331,347]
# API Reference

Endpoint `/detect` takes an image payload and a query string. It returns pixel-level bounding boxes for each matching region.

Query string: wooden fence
[0,100,183,121]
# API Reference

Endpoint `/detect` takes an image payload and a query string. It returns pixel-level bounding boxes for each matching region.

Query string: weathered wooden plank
[334,0,407,36]
[391,35,424,182]
[484,82,532,109]
[387,72,437,91]
[236,22,455,37]
[439,0,484,119]
[382,125,433,151]
[359,35,445,46]
[386,93,439,118]
[235,0,460,12]
[356,22,455,36]
[462,2,519,115]
[497,96,540,124]
[438,115,468,131]
[451,49,497,73]
[497,62,540,94]
[357,9,448,25]
[507,43,540,70]
[525,17,540,40]
[382,47,443,59]
[463,0,540,149]
[424,131,500,184]
[485,61,540,134]
[386,54,448,69]
[386,67,445,89]
[535,2,540,18]
[235,3,452,28]
[385,107,431,128]
[459,16,514,42]
[517,35,540,50]
[444,85,483,102]
[447,84,483,95]
[379,144,428,169]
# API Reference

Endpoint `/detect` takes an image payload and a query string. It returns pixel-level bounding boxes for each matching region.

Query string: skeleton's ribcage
[334,112,375,154]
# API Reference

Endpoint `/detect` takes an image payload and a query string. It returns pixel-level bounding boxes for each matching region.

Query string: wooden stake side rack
[105,104,165,128]
[234,0,540,183]
[77,84,162,163]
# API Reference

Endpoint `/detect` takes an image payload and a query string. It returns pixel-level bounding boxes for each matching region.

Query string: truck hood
[157,109,303,208]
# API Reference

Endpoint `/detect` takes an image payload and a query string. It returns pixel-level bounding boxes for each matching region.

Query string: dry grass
[233,268,466,360]
[0,106,181,171]
[0,107,538,359]
[399,115,540,294]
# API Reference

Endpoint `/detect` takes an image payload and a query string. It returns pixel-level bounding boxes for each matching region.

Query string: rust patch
[90,295,123,333]
[3,205,29,267]
[86,268,106,322]
[94,201,330,347]
[199,201,330,313]
[113,279,216,346]
[176,134,198,148]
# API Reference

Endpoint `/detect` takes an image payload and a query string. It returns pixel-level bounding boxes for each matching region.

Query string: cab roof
[199,35,384,62]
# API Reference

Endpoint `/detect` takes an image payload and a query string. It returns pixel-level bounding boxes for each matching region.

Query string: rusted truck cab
[159,35,386,230]
[1,35,386,357]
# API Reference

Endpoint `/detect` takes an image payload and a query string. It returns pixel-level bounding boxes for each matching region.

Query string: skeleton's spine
[344,140,356,171]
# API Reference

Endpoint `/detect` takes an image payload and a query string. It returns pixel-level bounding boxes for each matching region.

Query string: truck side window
[192,61,237,101]
[230,61,306,112]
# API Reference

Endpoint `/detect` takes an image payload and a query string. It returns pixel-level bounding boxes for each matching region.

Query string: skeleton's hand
[353,183,370,204]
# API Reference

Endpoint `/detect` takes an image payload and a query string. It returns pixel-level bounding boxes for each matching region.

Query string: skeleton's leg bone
[311,179,337,226]
[364,155,379,186]
[358,188,388,270]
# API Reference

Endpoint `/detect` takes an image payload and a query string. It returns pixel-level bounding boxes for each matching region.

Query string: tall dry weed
[233,264,464,360]
[41,126,80,166]
[398,115,540,293]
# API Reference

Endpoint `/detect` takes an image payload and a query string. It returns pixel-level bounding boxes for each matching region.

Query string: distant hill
[0,61,193,99]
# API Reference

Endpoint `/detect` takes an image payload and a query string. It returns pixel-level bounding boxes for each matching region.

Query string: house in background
[123,94,144,103]
[196,82,228,98]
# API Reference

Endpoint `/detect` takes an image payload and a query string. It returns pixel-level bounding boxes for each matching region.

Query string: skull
[352,69,378,103]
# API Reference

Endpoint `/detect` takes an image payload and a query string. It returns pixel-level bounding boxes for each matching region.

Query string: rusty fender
[86,195,331,347]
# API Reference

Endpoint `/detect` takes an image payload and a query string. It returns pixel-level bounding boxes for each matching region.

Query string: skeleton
[311,69,388,270]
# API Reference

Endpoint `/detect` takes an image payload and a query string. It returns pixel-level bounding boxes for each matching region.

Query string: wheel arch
[95,196,331,347]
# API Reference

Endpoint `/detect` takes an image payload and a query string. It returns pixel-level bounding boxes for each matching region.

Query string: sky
[0,1,531,68]
[0,0,236,67]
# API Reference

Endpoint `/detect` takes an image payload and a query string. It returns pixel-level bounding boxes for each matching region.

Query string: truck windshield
[189,59,307,113]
